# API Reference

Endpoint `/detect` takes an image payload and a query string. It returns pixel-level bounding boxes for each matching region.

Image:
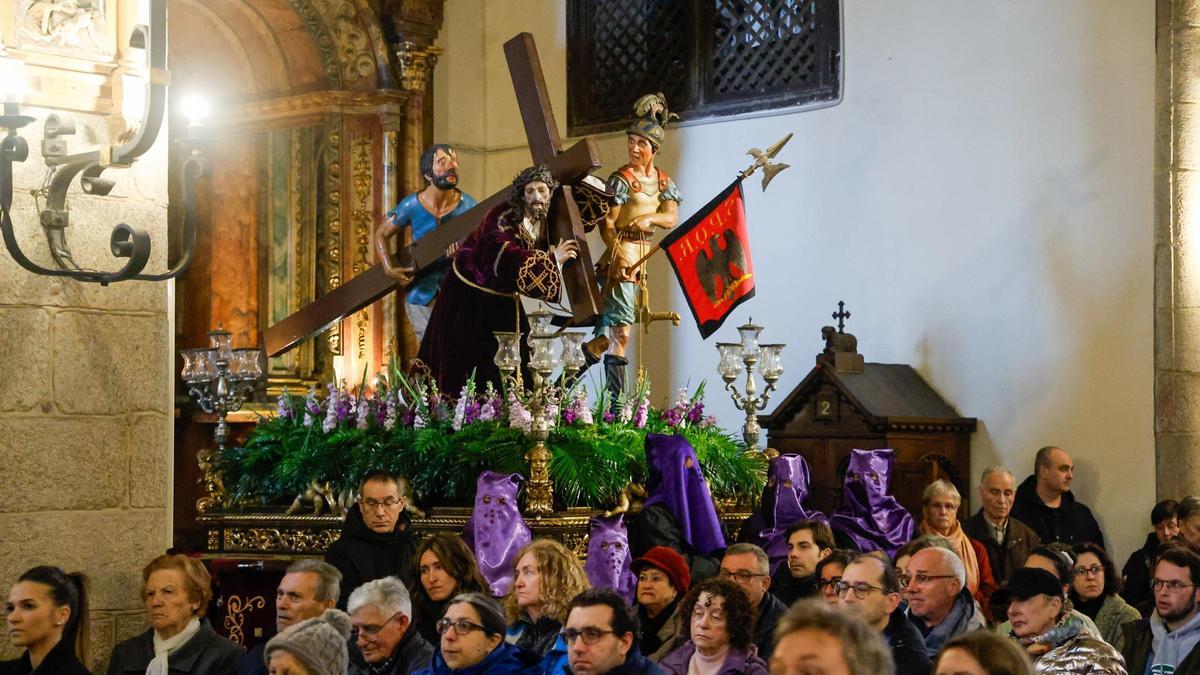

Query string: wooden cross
[264,33,603,357]
[832,300,851,334]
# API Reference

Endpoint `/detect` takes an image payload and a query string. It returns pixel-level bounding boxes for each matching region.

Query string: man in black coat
[720,544,788,661]
[326,470,419,611]
[1009,446,1105,550]
[347,577,434,675]
[838,553,931,675]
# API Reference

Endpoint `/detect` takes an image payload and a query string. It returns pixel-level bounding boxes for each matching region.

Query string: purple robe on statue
[828,448,915,557]
[759,454,826,572]
[462,471,532,596]
[584,514,636,604]
[643,433,727,556]
[417,202,563,395]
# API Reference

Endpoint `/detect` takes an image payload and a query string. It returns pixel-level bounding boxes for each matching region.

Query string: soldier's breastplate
[612,185,660,267]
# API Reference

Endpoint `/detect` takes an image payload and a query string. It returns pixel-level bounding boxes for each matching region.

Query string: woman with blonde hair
[107,554,243,675]
[504,539,589,672]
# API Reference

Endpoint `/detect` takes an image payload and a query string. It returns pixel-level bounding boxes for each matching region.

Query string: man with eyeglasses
[833,553,929,675]
[347,576,433,674]
[719,543,787,661]
[562,589,663,674]
[1122,544,1200,674]
[903,547,985,658]
[327,470,419,610]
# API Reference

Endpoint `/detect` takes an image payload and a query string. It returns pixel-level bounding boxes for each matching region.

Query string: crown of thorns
[508,165,559,209]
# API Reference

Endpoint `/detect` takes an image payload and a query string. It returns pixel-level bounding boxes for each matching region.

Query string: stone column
[1157,0,1200,497]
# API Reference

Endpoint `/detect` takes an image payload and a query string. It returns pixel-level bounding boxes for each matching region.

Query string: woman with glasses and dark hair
[659,577,768,675]
[413,593,540,675]
[2,566,92,674]
[412,534,490,646]
[815,550,854,607]
[1069,542,1140,650]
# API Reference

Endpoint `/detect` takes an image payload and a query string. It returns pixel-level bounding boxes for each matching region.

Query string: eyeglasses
[436,618,487,636]
[351,612,402,641]
[1074,565,1104,578]
[1152,579,1198,592]
[834,581,886,599]
[361,497,401,511]
[560,627,616,645]
[816,577,842,591]
[898,573,957,588]
[719,569,769,584]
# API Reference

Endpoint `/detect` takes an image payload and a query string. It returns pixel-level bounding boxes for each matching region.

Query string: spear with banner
[628,133,792,339]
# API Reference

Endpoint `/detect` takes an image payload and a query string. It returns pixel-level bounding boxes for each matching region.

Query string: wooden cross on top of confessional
[263,33,603,357]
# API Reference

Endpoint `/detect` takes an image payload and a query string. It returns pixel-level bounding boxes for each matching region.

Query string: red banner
[661,180,755,339]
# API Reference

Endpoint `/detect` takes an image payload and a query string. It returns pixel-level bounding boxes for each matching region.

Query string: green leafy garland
[219,375,766,510]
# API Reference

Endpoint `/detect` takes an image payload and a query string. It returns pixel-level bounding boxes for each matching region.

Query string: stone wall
[1156,0,1200,499]
[0,107,171,669]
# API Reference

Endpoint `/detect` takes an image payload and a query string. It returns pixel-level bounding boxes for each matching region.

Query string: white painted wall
[434,0,1156,564]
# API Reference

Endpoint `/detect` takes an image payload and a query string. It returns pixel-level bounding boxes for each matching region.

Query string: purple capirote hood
[643,433,726,555]
[828,448,915,556]
[759,453,827,567]
[584,514,637,604]
[462,471,532,596]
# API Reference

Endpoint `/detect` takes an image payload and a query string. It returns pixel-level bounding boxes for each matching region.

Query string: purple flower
[687,401,705,424]
[602,410,615,424]
[633,396,649,429]
[401,408,417,427]
[276,392,294,420]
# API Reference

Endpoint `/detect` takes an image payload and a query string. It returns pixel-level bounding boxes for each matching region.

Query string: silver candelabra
[717,318,784,449]
[181,328,264,511]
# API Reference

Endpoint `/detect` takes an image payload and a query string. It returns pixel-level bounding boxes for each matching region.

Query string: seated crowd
[6,445,1199,675]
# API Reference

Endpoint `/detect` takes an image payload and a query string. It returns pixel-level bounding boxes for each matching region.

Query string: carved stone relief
[17,0,113,57]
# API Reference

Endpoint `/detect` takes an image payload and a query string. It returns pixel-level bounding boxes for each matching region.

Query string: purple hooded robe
[462,471,531,596]
[643,433,727,556]
[584,514,637,604]
[828,448,915,557]
[759,454,827,571]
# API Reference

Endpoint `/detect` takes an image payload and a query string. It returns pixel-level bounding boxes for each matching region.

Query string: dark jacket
[658,641,768,675]
[1010,475,1105,550]
[627,504,722,583]
[961,509,1041,588]
[1122,532,1161,613]
[413,596,451,647]
[637,602,684,662]
[235,643,266,675]
[767,566,817,607]
[0,637,92,674]
[567,649,664,675]
[325,504,418,610]
[883,609,931,675]
[1122,616,1200,675]
[413,642,541,675]
[349,625,436,675]
[107,622,244,675]
[752,593,787,662]
[508,615,564,657]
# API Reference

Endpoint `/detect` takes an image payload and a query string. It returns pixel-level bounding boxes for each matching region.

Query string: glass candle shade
[529,335,562,374]
[737,319,763,360]
[527,310,555,338]
[759,343,785,380]
[493,332,522,373]
[717,342,744,381]
[559,332,587,371]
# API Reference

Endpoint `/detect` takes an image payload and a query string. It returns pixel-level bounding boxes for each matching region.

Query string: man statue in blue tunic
[374,143,478,342]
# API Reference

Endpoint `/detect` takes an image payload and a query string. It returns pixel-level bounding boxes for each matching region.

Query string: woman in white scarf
[106,554,243,675]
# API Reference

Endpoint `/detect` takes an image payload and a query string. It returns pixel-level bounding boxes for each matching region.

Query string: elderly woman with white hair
[919,479,998,610]
[347,577,434,675]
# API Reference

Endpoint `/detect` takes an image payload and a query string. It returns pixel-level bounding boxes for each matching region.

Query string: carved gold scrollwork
[224,527,341,553]
[351,136,374,360]
[325,116,344,355]
[394,41,444,92]
[224,594,266,646]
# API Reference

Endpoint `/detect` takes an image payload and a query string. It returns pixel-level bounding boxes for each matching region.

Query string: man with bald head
[1010,446,1105,549]
[902,547,985,658]
[962,466,1041,586]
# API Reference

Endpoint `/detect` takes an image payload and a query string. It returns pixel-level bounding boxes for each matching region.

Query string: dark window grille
[567,0,841,136]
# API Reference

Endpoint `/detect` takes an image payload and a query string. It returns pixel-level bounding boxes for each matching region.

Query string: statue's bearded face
[522,180,551,223]
[428,148,459,190]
